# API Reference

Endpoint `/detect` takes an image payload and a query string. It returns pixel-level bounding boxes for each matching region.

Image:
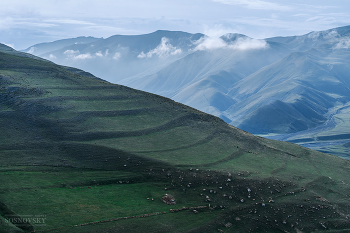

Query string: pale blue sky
[1,0,350,49]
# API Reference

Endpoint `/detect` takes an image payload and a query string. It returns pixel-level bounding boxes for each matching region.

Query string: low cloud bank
[74,53,93,59]
[308,30,340,41]
[194,37,227,50]
[138,37,182,59]
[27,47,36,54]
[64,50,92,60]
[306,29,350,50]
[334,37,350,49]
[63,49,114,60]
[194,36,268,51]
[229,37,269,50]
[64,50,79,56]
[95,51,103,57]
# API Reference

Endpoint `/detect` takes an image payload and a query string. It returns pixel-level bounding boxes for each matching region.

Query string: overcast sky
[1,0,350,49]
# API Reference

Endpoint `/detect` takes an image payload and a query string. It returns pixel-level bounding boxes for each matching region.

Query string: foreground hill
[1,45,350,232]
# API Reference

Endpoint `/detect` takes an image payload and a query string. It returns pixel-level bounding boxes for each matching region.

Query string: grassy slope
[0,50,350,233]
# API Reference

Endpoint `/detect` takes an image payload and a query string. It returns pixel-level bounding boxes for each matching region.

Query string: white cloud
[324,30,339,40]
[27,47,36,54]
[113,52,121,60]
[95,51,103,57]
[213,0,292,11]
[63,50,93,59]
[137,37,182,59]
[307,31,320,39]
[64,50,79,55]
[137,51,146,58]
[194,36,268,51]
[230,37,268,50]
[202,25,237,38]
[94,49,111,58]
[49,54,56,59]
[74,53,93,59]
[194,37,227,50]
[308,29,339,41]
[64,49,80,59]
[334,37,350,49]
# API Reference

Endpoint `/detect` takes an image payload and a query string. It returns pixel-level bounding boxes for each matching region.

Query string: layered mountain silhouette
[228,46,350,133]
[23,31,204,82]
[21,36,100,56]
[23,26,350,157]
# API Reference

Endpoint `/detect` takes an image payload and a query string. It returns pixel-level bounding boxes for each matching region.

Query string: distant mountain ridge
[22,31,204,82]
[120,35,291,121]
[21,36,101,56]
[23,26,350,158]
[266,25,350,51]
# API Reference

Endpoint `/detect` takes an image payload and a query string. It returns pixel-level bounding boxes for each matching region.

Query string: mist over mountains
[23,31,204,82]
[22,25,350,157]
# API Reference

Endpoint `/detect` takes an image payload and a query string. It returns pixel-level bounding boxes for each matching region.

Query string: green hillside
[1,47,350,233]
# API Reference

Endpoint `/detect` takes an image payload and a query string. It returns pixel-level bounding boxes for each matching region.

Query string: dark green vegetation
[1,45,350,233]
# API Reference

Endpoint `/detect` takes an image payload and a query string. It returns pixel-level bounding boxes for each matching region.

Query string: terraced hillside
[1,45,350,233]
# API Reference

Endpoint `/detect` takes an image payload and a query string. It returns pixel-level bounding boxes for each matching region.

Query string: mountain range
[23,31,204,82]
[2,42,350,232]
[22,25,350,158]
